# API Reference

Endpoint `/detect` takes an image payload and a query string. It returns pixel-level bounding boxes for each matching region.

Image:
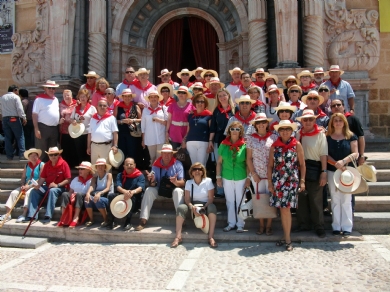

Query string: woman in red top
[91,78,110,108]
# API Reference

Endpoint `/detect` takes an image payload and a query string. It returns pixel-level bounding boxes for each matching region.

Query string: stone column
[88,0,107,77]
[302,0,324,68]
[248,0,267,70]
[49,0,76,79]
[274,0,299,68]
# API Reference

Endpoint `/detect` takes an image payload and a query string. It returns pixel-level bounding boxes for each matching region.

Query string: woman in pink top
[91,78,109,108]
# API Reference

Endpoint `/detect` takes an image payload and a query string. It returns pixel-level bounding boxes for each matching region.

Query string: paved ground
[1,235,390,291]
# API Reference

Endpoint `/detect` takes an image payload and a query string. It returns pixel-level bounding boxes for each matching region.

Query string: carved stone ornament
[324,0,380,71]
[11,0,50,86]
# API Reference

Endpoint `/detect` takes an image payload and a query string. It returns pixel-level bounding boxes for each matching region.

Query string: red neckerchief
[205,92,216,99]
[272,137,297,153]
[160,97,175,107]
[315,107,327,118]
[218,104,232,119]
[49,156,65,169]
[252,100,265,109]
[85,83,96,92]
[290,101,300,107]
[331,78,341,88]
[118,101,134,118]
[168,80,175,85]
[299,124,321,141]
[234,111,256,125]
[78,174,93,185]
[254,81,265,88]
[221,137,245,152]
[229,81,241,86]
[193,109,212,117]
[28,160,42,179]
[238,82,255,93]
[60,99,77,107]
[133,79,153,92]
[92,112,112,123]
[36,93,55,100]
[181,82,194,87]
[148,106,162,115]
[153,157,176,170]
[75,102,92,116]
[344,112,352,118]
[108,99,119,110]
[251,132,272,141]
[121,168,143,185]
[300,83,316,92]
[122,79,134,88]
[95,90,105,98]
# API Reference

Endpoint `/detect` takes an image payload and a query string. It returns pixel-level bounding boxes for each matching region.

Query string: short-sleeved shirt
[210,106,236,145]
[151,159,184,187]
[168,102,193,143]
[296,131,328,161]
[141,106,168,146]
[89,115,118,143]
[70,105,97,135]
[346,115,364,137]
[70,176,92,194]
[322,79,355,112]
[326,134,358,172]
[186,114,211,142]
[40,157,71,189]
[116,172,145,193]
[218,143,247,181]
[185,178,214,202]
[32,97,59,126]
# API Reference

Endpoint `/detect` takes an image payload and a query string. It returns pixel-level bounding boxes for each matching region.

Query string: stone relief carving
[11,0,49,86]
[324,0,380,71]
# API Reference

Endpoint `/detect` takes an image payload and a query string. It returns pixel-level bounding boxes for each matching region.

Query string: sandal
[266,227,273,236]
[223,225,234,232]
[85,221,94,227]
[256,227,265,235]
[171,237,182,248]
[286,242,293,251]
[276,239,286,246]
[69,221,78,228]
[209,238,218,248]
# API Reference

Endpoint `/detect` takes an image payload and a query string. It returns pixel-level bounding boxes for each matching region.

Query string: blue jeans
[85,195,110,210]
[2,117,25,159]
[27,186,65,219]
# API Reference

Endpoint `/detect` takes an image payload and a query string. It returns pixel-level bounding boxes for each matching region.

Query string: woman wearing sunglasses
[287,85,305,111]
[157,83,175,108]
[318,84,332,116]
[269,101,297,133]
[216,121,250,233]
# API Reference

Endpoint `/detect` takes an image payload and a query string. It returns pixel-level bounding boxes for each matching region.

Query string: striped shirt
[0,92,26,119]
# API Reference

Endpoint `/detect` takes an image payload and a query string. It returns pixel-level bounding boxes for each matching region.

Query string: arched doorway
[154,16,219,83]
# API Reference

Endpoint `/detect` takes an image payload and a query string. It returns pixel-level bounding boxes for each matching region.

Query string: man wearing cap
[32,80,60,162]
[313,67,328,88]
[115,66,137,96]
[158,69,180,88]
[322,65,355,113]
[130,68,157,107]
[205,77,225,111]
[80,71,99,96]
[0,84,27,160]
[192,67,205,83]
[297,70,316,96]
[293,90,329,128]
[235,72,265,103]
[177,69,194,88]
[135,144,185,231]
[87,99,119,166]
[225,67,243,99]
[252,68,268,88]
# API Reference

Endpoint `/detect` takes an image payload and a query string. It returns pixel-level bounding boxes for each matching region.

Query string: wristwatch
[321,170,327,173]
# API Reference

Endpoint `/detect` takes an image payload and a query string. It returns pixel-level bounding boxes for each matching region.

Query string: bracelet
[300,179,305,182]
[342,159,346,164]
[246,176,251,179]
[216,175,222,179]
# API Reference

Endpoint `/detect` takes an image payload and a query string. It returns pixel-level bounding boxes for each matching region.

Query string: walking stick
[22,189,50,238]
[0,190,25,228]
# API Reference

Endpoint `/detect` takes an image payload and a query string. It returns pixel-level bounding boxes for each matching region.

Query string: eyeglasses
[48,153,59,157]
[195,100,205,104]
[229,127,241,132]
[125,71,135,74]
[239,102,251,105]
[161,90,170,93]
[122,95,133,98]
[192,167,203,171]
[278,109,292,113]
[278,128,292,132]
[204,74,214,77]
[98,104,108,107]
[319,89,329,92]
[307,97,319,101]
[255,120,268,124]
[256,74,265,77]
[193,88,202,91]
[302,118,315,122]
[177,91,187,95]
[331,103,342,108]
[181,73,190,76]
[290,90,300,93]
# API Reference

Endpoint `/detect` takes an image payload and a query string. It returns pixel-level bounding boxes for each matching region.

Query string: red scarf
[181,82,194,87]
[148,106,162,115]
[229,81,241,86]
[301,82,316,93]
[218,104,232,119]
[272,137,297,153]
[60,99,77,107]
[238,82,255,94]
[78,174,93,185]
[160,97,175,107]
[168,80,175,85]
[28,160,42,180]
[344,112,352,118]
[122,79,134,88]
[75,102,91,116]
[254,81,265,88]
[92,112,112,123]
[36,93,55,100]
[95,90,105,98]
[221,137,245,152]
[132,79,153,92]
[252,100,265,108]
[205,92,216,99]
[234,111,256,125]
[330,78,341,88]
[193,109,212,117]
[121,169,143,185]
[299,124,321,140]
[251,132,272,141]
[85,83,96,93]
[153,157,176,170]
[315,107,327,118]
[118,101,134,118]
[290,101,300,107]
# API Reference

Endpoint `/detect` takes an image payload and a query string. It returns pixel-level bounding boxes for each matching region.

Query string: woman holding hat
[173,162,218,248]
[84,158,114,227]
[326,113,358,237]
[91,78,110,108]
[0,148,45,223]
[265,84,284,122]
[141,91,168,165]
[58,162,94,227]
[268,120,305,251]
[157,83,175,108]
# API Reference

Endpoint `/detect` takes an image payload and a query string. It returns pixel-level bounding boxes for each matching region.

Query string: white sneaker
[16,215,25,223]
[0,214,11,222]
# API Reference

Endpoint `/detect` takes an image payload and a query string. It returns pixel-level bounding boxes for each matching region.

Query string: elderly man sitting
[135,144,185,231]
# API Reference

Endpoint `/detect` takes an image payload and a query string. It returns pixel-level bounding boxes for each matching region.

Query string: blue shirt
[322,79,355,112]
[210,106,237,145]
[186,114,211,142]
[151,159,184,187]
[116,172,145,194]
[293,108,329,128]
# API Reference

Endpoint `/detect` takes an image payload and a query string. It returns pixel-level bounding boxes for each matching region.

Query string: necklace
[194,116,200,126]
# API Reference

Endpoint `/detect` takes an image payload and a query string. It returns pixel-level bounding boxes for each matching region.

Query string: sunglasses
[193,88,202,91]
[229,127,241,132]
[177,91,187,95]
[239,102,251,105]
[125,71,135,74]
[278,128,292,132]
[255,120,268,124]
[98,104,108,107]
[319,89,329,92]
[331,103,342,108]
[256,74,265,77]
[286,80,296,84]
[195,100,205,104]
[307,97,319,101]
[49,153,59,157]
[204,74,214,77]
[302,118,315,122]
[192,167,203,171]
[181,73,190,76]
[290,90,300,93]
[278,109,292,113]
[161,90,170,93]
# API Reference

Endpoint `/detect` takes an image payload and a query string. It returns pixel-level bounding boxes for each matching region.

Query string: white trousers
[222,178,246,228]
[6,187,32,209]
[328,171,353,232]
[186,141,209,167]
[147,144,164,165]
[139,186,184,220]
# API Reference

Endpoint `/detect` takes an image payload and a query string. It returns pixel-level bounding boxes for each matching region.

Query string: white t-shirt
[141,106,168,146]
[185,177,214,203]
[32,97,60,126]
[89,115,118,143]
[70,176,92,194]
[70,105,97,134]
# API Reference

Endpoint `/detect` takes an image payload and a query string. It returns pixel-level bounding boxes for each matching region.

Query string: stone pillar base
[276,61,300,69]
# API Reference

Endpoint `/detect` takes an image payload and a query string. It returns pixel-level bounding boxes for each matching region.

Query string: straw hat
[158,144,178,154]
[157,83,174,96]
[295,109,319,122]
[275,101,297,113]
[108,148,125,168]
[201,69,218,79]
[177,68,194,79]
[158,69,173,78]
[264,84,283,98]
[282,75,301,87]
[357,164,377,182]
[301,90,324,105]
[190,82,207,92]
[119,88,136,98]
[68,123,86,139]
[273,120,298,132]
[174,86,192,99]
[297,70,313,80]
[75,161,94,174]
[265,74,279,84]
[41,80,59,88]
[313,67,328,76]
[45,147,63,155]
[250,113,273,125]
[353,177,369,194]
[92,158,112,172]
[84,71,100,78]
[252,68,269,79]
[193,67,204,74]
[135,68,150,76]
[205,77,225,89]
[194,214,209,234]
[145,90,163,102]
[334,167,362,193]
[235,94,256,105]
[110,195,132,219]
[229,67,244,75]
[327,65,344,75]
[24,148,42,160]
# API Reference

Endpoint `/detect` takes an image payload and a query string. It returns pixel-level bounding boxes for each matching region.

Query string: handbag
[129,104,142,137]
[305,159,322,182]
[346,154,369,195]
[252,182,277,219]
[158,169,175,198]
[238,187,253,220]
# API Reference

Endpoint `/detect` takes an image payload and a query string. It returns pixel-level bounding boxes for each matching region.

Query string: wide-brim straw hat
[174,86,192,99]
[264,84,283,98]
[158,69,173,78]
[313,67,328,77]
[229,67,244,76]
[45,147,63,155]
[68,123,85,139]
[135,68,150,76]
[327,65,345,75]
[265,74,279,84]
[297,70,313,80]
[275,101,297,113]
[301,90,324,105]
[41,80,59,88]
[235,94,256,105]
[84,71,100,78]
[334,167,362,193]
[295,109,319,122]
[190,82,207,92]
[193,67,204,74]
[75,161,95,174]
[158,144,178,154]
[110,195,132,219]
[273,120,298,132]
[92,158,112,172]
[24,148,42,160]
[252,68,269,79]
[194,214,209,234]
[250,113,273,125]
[282,75,301,87]
[357,164,377,182]
[177,69,194,79]
[157,83,174,96]
[119,88,136,98]
[108,148,125,168]
[145,90,163,102]
[205,77,225,89]
[201,69,218,79]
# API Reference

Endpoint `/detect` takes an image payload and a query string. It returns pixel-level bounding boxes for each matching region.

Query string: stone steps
[0,168,23,178]
[354,196,390,212]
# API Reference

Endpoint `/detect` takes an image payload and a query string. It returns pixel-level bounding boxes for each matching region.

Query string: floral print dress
[270,138,299,208]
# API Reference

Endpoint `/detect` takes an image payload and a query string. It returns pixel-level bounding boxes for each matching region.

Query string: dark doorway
[154,16,219,84]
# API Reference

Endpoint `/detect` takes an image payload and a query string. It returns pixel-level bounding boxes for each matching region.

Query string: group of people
[0,64,367,251]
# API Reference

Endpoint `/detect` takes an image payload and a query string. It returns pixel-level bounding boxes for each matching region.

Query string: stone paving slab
[0,234,48,249]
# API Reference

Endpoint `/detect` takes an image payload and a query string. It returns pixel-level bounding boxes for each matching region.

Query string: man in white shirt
[225,67,243,98]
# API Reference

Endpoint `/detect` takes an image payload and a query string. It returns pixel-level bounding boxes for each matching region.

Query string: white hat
[295,109,319,122]
[68,123,86,139]
[135,68,150,76]
[334,167,361,193]
[301,90,324,105]
[205,77,225,89]
[190,82,207,92]
[158,144,178,154]
[45,147,63,155]
[201,69,219,79]
[174,86,192,99]
[41,80,59,88]
[145,90,163,102]
[297,70,313,80]
[282,75,301,87]
[357,164,377,182]
[327,65,344,75]
[265,74,279,84]
[24,148,42,160]
[250,113,273,125]
[177,68,194,79]
[157,83,174,96]
[252,68,269,79]
[108,148,125,168]
[273,120,298,132]
[119,88,136,98]
[84,71,100,78]
[235,94,256,105]
[158,69,173,78]
[110,195,132,219]
[313,67,328,76]
[265,84,283,98]
[92,158,112,172]
[229,67,244,75]
[194,214,209,234]
[193,67,204,73]
[275,101,297,113]
[75,161,94,173]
